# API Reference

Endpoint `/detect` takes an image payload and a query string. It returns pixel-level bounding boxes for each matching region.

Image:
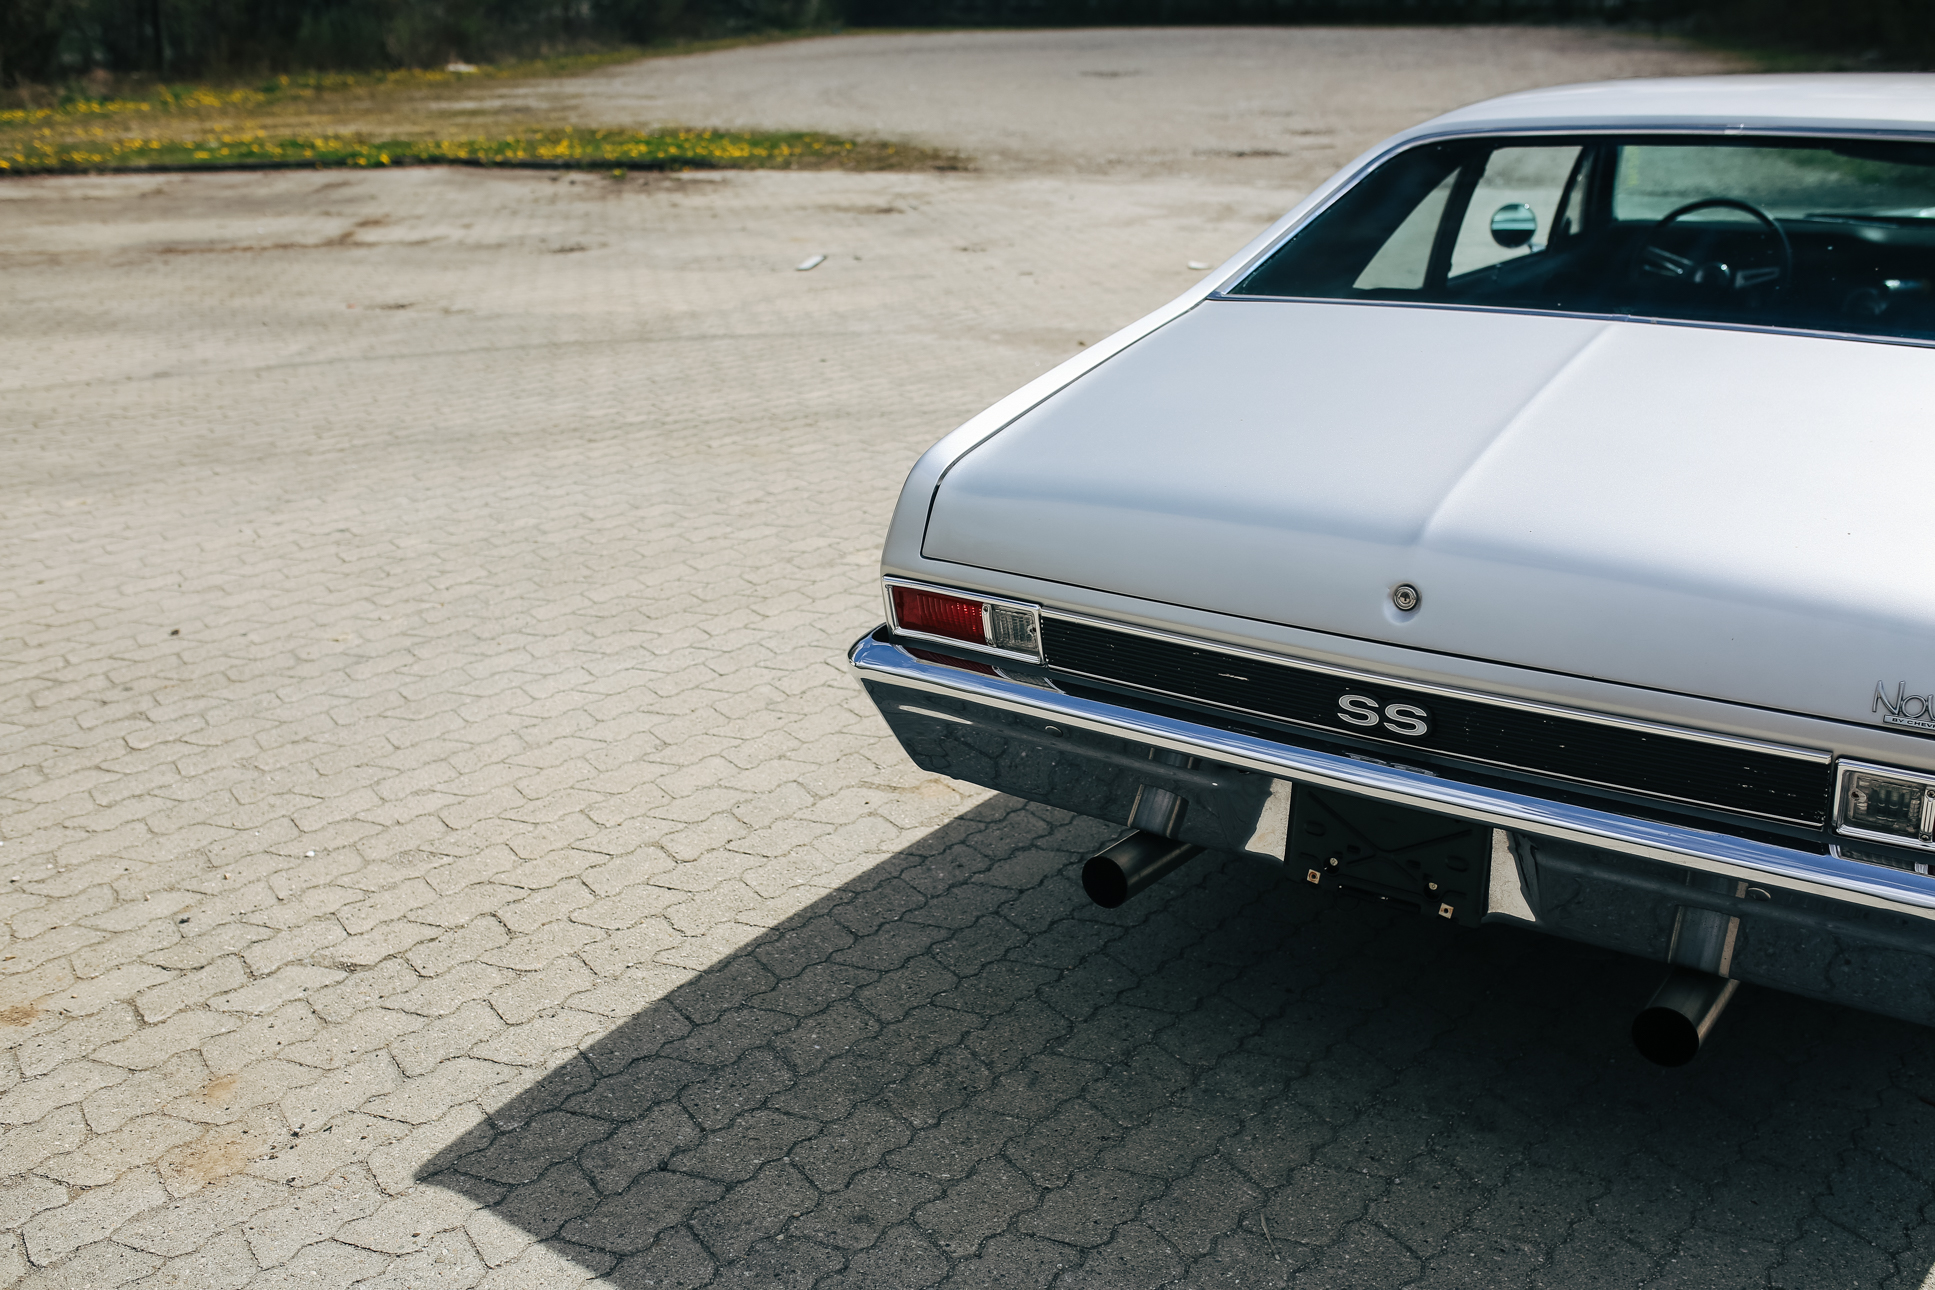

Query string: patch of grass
[2,126,927,174]
[0,32,961,175]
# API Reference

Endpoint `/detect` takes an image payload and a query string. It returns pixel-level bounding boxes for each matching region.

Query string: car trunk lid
[921,300,1935,729]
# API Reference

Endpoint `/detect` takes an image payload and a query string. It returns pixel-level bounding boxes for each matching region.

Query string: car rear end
[850,75,1935,1061]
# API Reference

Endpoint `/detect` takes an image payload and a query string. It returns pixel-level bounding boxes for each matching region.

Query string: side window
[1352,170,1457,292]
[1447,145,1583,278]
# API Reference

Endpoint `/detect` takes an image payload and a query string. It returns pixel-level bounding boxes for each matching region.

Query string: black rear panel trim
[1039,615,1831,828]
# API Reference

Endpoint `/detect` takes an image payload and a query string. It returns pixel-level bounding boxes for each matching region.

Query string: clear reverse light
[1836,759,1935,850]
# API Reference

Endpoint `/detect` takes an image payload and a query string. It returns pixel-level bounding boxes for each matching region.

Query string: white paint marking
[1488,829,1537,922]
[1243,779,1296,861]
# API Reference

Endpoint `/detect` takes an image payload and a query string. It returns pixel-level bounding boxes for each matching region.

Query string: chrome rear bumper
[850,628,1935,922]
[855,626,1935,1025]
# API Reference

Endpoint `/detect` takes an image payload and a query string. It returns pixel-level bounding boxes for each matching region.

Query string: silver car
[850,75,1935,1065]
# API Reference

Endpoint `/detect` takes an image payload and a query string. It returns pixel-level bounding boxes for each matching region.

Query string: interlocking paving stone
[5,25,1928,1290]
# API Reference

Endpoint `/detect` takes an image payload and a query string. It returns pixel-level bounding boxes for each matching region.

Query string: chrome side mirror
[1490,202,1538,249]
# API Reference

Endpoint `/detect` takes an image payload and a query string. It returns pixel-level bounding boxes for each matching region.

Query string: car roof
[1403,74,1935,140]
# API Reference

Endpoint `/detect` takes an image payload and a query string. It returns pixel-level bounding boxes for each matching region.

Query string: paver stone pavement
[6,25,1935,1290]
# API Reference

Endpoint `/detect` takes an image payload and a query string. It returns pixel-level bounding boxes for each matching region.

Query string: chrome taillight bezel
[883,578,1044,664]
[1834,758,1935,852]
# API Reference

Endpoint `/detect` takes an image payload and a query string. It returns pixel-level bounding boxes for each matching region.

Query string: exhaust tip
[1631,966,1739,1067]
[1081,854,1132,909]
[1630,1007,1701,1067]
[1082,831,1204,909]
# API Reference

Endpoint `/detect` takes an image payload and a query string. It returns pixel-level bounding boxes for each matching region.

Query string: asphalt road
[7,27,1933,1290]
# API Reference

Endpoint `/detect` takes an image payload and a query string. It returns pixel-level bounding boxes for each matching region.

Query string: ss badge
[1336,692,1431,738]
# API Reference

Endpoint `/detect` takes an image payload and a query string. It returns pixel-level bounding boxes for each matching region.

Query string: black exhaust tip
[1631,966,1739,1067]
[1082,831,1204,909]
[1630,1007,1701,1068]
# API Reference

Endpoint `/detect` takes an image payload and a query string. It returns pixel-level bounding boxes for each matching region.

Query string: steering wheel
[1632,198,1793,298]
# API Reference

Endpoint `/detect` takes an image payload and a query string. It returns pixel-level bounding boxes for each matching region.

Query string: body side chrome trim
[1041,609,1830,764]
[851,631,1935,919]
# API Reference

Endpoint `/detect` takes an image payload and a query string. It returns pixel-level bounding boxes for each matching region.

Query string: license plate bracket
[1289,786,1489,927]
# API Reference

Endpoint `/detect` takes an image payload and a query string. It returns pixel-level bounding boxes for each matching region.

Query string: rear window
[1231,134,1935,343]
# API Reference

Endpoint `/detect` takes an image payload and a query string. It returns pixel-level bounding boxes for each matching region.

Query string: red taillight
[888,582,1041,659]
[892,586,984,644]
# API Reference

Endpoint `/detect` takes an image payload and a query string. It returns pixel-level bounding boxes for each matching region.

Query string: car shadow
[420,795,1935,1288]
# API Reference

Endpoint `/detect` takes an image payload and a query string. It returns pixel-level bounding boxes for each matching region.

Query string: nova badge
[1337,692,1431,738]
[1875,682,1935,732]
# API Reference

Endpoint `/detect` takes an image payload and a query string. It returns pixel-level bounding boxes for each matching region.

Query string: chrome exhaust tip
[1081,830,1205,909]
[1631,966,1739,1067]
